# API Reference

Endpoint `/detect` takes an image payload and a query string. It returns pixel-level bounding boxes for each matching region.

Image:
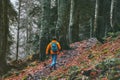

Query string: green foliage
[102,31,120,42]
[22,75,27,80]
[47,76,58,80]
[102,48,109,54]
[67,66,80,80]
[107,32,120,38]
[88,54,94,59]
[32,34,39,52]
[2,72,13,79]
[107,32,114,37]
[96,58,120,70]
[68,66,79,73]
[95,58,120,79]
[115,49,120,58]
[8,0,17,23]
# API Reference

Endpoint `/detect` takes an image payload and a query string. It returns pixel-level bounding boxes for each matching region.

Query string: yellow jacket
[46,40,61,54]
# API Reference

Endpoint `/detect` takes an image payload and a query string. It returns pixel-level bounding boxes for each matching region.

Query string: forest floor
[4,36,120,80]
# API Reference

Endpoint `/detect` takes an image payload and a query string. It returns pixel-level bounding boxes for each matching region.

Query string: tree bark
[112,0,120,31]
[49,0,58,38]
[69,0,80,43]
[16,0,21,61]
[0,0,9,75]
[94,0,111,43]
[0,0,3,56]
[56,0,70,49]
[39,0,50,61]
[110,0,115,30]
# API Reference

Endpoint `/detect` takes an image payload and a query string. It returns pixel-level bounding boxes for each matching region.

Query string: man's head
[52,36,57,40]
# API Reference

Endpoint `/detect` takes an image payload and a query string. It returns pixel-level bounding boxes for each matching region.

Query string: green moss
[22,75,27,80]
[102,48,109,54]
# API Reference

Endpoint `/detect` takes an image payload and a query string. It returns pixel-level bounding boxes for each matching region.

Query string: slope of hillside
[5,37,120,80]
[47,37,120,80]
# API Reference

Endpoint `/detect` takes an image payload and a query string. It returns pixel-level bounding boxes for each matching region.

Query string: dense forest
[0,0,120,79]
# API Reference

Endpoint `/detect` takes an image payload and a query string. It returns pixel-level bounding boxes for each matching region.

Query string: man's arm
[46,43,50,55]
[57,42,64,55]
[57,42,61,51]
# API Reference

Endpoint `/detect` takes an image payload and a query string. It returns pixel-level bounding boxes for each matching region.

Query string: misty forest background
[0,0,120,76]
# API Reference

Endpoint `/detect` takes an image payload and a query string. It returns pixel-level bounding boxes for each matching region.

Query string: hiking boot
[49,66,53,71]
[53,66,57,70]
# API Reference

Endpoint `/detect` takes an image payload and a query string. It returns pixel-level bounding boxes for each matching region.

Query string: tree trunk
[69,0,80,43]
[16,0,21,61]
[56,0,70,49]
[49,0,58,38]
[110,0,115,30]
[90,18,94,38]
[39,0,50,61]
[0,0,9,75]
[112,0,120,31]
[94,0,111,43]
[0,0,2,56]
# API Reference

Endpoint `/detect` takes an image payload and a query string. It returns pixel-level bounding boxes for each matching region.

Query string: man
[46,37,61,70]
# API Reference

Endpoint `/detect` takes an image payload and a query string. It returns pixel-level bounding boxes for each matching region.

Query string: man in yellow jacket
[46,37,61,70]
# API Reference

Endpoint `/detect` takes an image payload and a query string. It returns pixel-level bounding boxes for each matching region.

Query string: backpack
[51,42,58,52]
